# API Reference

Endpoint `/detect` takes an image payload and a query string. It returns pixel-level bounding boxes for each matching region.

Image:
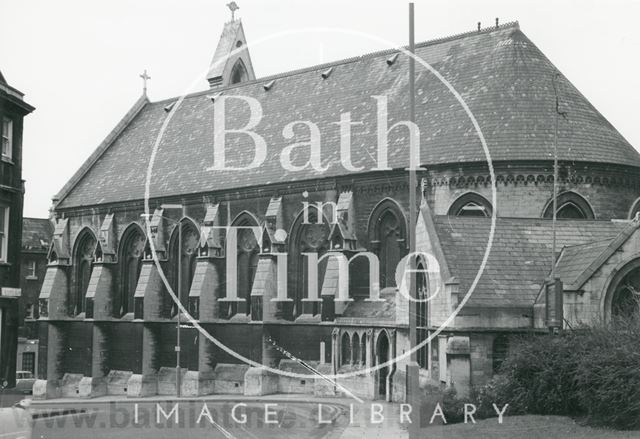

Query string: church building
[34,18,640,400]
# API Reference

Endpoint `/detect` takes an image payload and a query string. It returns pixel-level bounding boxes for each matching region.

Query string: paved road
[30,400,348,439]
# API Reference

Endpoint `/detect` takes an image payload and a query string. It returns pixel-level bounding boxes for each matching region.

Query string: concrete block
[78,376,107,398]
[313,363,336,397]
[277,360,317,394]
[213,363,249,394]
[181,371,215,397]
[106,370,133,395]
[157,367,187,396]
[126,374,157,397]
[32,379,60,400]
[244,367,278,396]
[60,373,83,398]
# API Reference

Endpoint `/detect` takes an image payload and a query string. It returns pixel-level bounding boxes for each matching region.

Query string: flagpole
[407,3,420,438]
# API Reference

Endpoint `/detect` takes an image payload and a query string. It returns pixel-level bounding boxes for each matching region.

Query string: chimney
[477,22,481,31]
[495,17,499,28]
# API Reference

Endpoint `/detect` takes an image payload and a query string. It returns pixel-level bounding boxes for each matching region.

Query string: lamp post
[143,203,185,397]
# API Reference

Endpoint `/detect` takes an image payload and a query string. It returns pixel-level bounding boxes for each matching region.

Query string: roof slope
[554,219,640,290]
[57,22,640,208]
[22,217,53,251]
[433,216,627,307]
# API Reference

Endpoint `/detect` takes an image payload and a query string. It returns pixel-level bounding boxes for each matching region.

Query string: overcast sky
[2,0,639,217]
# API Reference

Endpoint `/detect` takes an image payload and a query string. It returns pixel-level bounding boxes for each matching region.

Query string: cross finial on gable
[139,69,151,96]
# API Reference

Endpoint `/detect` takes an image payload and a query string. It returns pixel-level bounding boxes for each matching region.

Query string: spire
[206,6,255,89]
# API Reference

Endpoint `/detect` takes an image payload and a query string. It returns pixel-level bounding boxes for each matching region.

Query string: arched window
[168,219,199,317]
[607,260,640,322]
[448,193,493,217]
[72,229,97,316]
[361,333,367,364]
[416,261,429,369]
[289,206,330,317]
[368,199,408,289]
[628,197,640,220]
[341,332,351,366]
[493,335,509,374]
[232,213,260,315]
[543,191,594,219]
[230,59,248,84]
[352,333,360,365]
[118,224,145,317]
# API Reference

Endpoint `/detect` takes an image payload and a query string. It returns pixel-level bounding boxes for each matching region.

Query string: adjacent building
[0,69,34,388]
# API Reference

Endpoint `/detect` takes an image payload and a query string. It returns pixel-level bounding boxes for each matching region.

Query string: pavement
[25,394,409,439]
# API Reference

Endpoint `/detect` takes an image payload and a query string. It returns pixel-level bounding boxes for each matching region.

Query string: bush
[574,318,640,430]
[474,317,640,430]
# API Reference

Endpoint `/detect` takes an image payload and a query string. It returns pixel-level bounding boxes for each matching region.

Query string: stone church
[34,18,640,400]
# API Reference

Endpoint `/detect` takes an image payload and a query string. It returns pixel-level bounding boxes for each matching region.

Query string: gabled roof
[21,217,53,251]
[554,219,640,290]
[433,217,627,307]
[55,22,640,209]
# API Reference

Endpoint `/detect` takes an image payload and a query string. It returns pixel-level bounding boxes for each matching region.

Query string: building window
[448,193,493,217]
[543,191,594,219]
[368,199,407,289]
[0,206,9,262]
[169,219,199,317]
[416,261,429,370]
[341,332,351,366]
[26,260,37,278]
[21,352,35,374]
[610,264,640,321]
[289,206,330,317]
[1,117,12,159]
[232,213,260,315]
[118,225,145,316]
[629,197,640,220]
[230,59,248,84]
[352,333,360,365]
[25,303,34,319]
[73,229,97,315]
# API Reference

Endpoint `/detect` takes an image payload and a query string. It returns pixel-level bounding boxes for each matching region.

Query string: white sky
[2,0,639,218]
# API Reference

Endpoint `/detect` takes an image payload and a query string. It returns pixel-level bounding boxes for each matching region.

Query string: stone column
[33,323,65,399]
[78,324,108,397]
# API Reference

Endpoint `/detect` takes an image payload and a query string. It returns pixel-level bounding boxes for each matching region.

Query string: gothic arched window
[289,206,330,317]
[543,191,594,219]
[368,199,407,289]
[416,261,429,369]
[341,332,351,366]
[230,59,248,84]
[361,333,367,364]
[168,219,199,317]
[607,260,640,322]
[118,224,145,317]
[72,229,97,316]
[628,197,640,220]
[448,192,493,217]
[352,333,360,365]
[232,213,260,315]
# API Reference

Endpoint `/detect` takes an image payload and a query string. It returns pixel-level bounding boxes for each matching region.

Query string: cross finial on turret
[227,1,239,21]
[139,69,151,96]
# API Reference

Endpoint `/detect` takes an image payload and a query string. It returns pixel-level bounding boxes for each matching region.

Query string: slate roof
[433,216,627,307]
[554,219,640,290]
[22,217,53,252]
[56,22,640,208]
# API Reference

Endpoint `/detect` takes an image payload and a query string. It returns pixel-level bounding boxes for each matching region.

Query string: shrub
[574,318,640,430]
[472,317,640,430]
